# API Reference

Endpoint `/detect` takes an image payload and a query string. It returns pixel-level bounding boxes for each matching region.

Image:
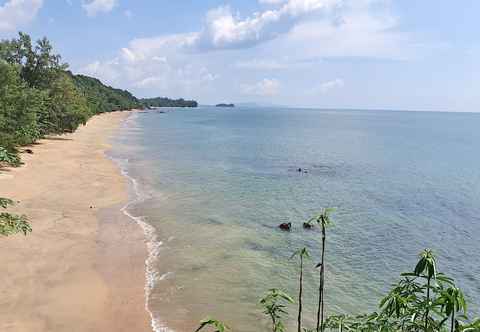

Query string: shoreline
[0,111,152,332]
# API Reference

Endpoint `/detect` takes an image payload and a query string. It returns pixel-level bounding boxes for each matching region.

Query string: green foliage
[141,97,198,108]
[307,208,336,229]
[0,198,31,236]
[71,73,141,113]
[322,250,477,332]
[260,289,295,332]
[38,72,92,135]
[0,61,42,151]
[0,147,22,166]
[0,32,141,164]
[195,318,231,332]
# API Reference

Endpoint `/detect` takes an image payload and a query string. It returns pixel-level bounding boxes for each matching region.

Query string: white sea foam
[110,113,176,332]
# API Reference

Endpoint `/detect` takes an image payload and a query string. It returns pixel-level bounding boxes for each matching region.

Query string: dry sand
[0,111,152,332]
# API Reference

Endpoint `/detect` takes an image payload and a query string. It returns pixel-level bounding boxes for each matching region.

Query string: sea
[109,107,480,332]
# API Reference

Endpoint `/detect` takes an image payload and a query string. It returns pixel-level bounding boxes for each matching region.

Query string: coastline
[0,111,152,332]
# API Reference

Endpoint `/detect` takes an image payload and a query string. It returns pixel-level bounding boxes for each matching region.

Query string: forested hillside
[141,97,198,108]
[0,32,140,162]
[70,73,140,113]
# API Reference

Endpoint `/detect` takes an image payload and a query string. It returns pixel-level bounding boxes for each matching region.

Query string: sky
[0,0,479,112]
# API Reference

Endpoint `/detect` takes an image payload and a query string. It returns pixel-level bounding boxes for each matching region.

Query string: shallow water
[111,107,480,332]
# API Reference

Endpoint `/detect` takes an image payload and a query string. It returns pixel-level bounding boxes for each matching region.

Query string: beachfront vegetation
[0,32,142,160]
[141,97,198,108]
[0,198,31,237]
[196,210,480,332]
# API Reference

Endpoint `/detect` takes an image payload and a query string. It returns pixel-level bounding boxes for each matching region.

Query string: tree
[291,248,310,332]
[307,208,335,332]
[0,61,42,151]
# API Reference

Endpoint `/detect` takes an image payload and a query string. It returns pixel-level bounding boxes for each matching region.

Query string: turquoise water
[112,107,480,332]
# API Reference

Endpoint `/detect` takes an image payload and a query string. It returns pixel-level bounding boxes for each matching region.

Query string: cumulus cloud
[241,78,280,96]
[194,0,341,50]
[78,0,425,101]
[82,0,117,17]
[0,0,43,33]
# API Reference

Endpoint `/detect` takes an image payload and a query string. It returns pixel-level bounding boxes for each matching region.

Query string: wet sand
[0,111,152,332]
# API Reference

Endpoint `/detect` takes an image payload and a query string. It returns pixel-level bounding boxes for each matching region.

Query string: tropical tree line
[196,209,480,332]
[141,96,198,108]
[0,32,143,159]
[0,32,145,237]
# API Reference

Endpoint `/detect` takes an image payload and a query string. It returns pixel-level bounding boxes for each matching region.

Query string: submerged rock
[303,222,314,229]
[279,222,292,231]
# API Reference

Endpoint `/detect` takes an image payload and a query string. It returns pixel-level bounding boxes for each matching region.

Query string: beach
[0,111,151,332]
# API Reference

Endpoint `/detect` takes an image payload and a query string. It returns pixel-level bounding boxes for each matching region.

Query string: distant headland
[141,97,198,108]
[215,103,235,108]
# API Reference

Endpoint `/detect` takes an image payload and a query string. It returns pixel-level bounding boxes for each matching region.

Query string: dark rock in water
[297,168,302,172]
[25,149,33,154]
[279,222,292,231]
[303,222,314,229]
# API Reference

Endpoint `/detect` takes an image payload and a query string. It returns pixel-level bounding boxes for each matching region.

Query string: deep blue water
[113,107,480,331]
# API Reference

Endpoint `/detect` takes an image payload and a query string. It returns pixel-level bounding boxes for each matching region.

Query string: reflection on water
[111,107,480,332]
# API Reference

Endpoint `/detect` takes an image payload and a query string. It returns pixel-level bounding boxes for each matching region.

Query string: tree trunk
[298,256,303,332]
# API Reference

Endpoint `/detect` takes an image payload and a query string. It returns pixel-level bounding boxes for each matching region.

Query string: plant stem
[316,267,322,332]
[298,255,303,332]
[317,223,326,332]
[425,276,431,331]
[451,310,455,332]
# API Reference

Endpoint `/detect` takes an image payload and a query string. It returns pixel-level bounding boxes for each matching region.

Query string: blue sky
[0,0,479,112]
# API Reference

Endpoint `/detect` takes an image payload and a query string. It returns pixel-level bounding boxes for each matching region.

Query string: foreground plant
[196,209,480,332]
[195,318,230,332]
[291,248,311,332]
[307,207,335,332]
[325,249,479,332]
[0,198,31,236]
[260,289,294,332]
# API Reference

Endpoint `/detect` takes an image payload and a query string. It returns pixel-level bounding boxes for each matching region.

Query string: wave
[109,113,175,332]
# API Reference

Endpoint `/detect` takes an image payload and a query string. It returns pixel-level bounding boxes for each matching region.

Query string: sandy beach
[0,111,151,332]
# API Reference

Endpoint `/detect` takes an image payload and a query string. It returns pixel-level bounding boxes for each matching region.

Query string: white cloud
[77,0,430,102]
[241,78,280,96]
[310,78,344,94]
[82,0,117,17]
[194,0,341,50]
[0,0,43,33]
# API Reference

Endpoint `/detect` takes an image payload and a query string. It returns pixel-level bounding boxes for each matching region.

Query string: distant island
[216,103,235,108]
[141,97,198,108]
